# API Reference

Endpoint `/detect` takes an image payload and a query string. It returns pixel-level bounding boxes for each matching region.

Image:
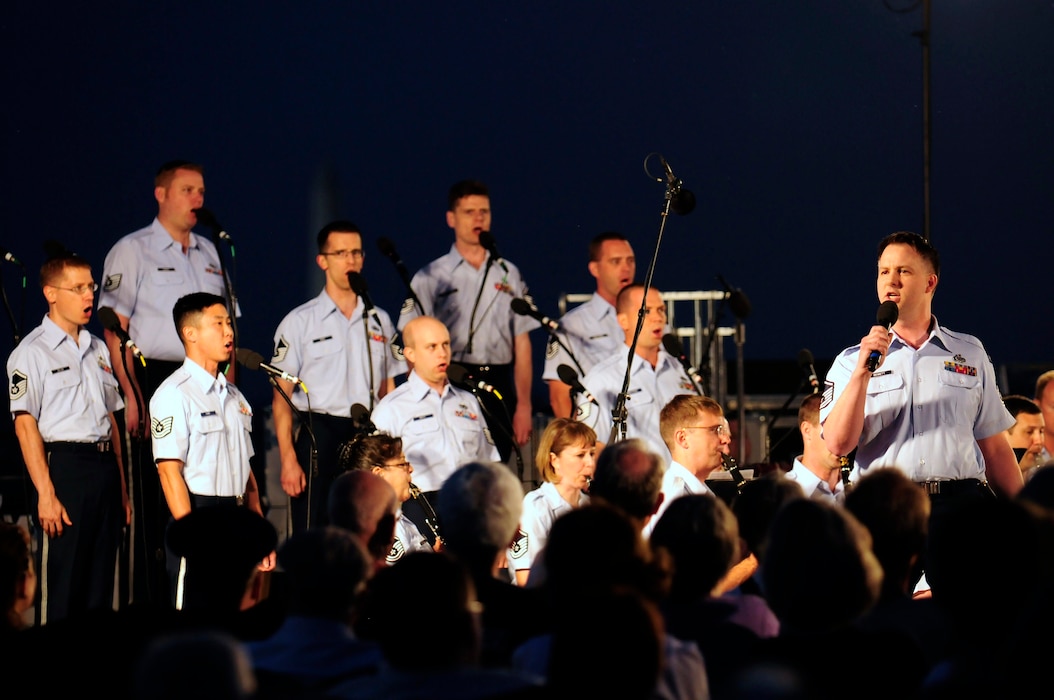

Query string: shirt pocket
[936,370,981,426]
[189,412,226,440]
[306,335,342,361]
[403,413,440,440]
[152,268,185,286]
[43,367,79,396]
[864,372,905,434]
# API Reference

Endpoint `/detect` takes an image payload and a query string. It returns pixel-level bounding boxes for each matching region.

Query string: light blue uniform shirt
[578,347,696,463]
[149,358,254,497]
[644,460,712,538]
[820,317,1014,482]
[541,292,624,382]
[370,371,500,492]
[509,481,586,572]
[786,457,844,503]
[99,219,229,361]
[398,244,538,364]
[7,316,122,441]
[271,289,406,415]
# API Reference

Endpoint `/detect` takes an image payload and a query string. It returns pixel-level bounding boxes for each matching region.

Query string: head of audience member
[275,526,371,626]
[730,471,806,565]
[338,433,414,503]
[446,179,491,249]
[844,467,930,601]
[797,393,843,476]
[0,522,35,632]
[1035,370,1054,454]
[40,248,95,332]
[760,498,883,635]
[315,219,366,287]
[536,418,597,495]
[587,231,636,305]
[547,586,665,700]
[327,470,398,572]
[358,551,482,671]
[402,316,452,391]
[615,283,667,354]
[172,292,232,368]
[650,494,742,603]
[155,160,206,236]
[589,438,665,529]
[1004,394,1046,472]
[437,461,524,579]
[543,502,671,614]
[133,630,256,700]
[1019,465,1054,511]
[875,230,940,325]
[166,505,278,615]
[660,394,730,480]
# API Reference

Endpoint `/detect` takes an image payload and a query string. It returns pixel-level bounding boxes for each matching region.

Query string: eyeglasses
[53,283,99,295]
[322,249,364,260]
[380,461,412,472]
[681,424,728,436]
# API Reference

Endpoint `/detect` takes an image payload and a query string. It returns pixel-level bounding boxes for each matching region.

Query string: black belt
[190,494,245,508]
[46,440,113,454]
[914,478,987,496]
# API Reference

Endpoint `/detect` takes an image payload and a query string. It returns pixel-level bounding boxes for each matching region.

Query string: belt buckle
[918,481,941,495]
[96,441,111,453]
[235,494,245,506]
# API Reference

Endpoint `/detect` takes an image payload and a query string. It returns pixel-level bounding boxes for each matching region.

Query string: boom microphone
[192,207,232,242]
[0,246,23,266]
[447,364,503,400]
[98,306,146,366]
[478,231,509,274]
[236,348,306,391]
[347,272,383,328]
[866,301,899,372]
[377,237,413,286]
[510,297,558,331]
[797,348,820,394]
[661,333,704,389]
[351,403,380,435]
[557,364,599,405]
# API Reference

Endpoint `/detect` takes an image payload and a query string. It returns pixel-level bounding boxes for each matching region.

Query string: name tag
[200,410,217,417]
[412,414,434,422]
[50,366,71,374]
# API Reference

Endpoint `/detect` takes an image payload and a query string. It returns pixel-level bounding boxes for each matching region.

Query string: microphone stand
[270,376,318,526]
[463,256,494,357]
[462,380,526,481]
[0,265,25,346]
[763,377,809,463]
[611,176,677,444]
[200,218,240,373]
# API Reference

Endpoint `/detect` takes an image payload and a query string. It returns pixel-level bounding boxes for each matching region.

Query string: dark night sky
[4,2,1052,409]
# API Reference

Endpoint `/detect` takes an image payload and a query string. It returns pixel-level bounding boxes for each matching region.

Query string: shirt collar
[149,217,201,252]
[182,356,227,395]
[40,315,90,353]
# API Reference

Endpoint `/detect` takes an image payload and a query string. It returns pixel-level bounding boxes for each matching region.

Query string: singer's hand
[38,493,72,538]
[280,458,307,498]
[126,401,149,439]
[858,325,893,372]
[513,403,533,446]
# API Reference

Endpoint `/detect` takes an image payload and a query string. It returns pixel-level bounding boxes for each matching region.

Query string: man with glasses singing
[270,220,406,533]
[8,248,130,624]
[578,283,698,464]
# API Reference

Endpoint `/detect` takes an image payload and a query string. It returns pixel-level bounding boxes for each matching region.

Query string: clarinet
[409,482,446,547]
[722,452,748,493]
[839,455,853,490]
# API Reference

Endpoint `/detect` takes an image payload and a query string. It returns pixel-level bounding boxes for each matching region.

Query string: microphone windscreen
[729,290,752,320]
[445,364,468,384]
[235,348,265,371]
[98,306,121,332]
[876,300,899,329]
[478,230,498,253]
[797,348,814,368]
[661,333,684,358]
[347,271,369,295]
[192,207,220,229]
[351,403,370,422]
[376,237,397,259]
[557,364,581,387]
[510,297,532,316]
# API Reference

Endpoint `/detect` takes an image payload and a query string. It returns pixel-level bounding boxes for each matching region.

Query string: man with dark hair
[7,250,130,624]
[542,231,636,419]
[99,160,232,604]
[398,179,538,464]
[578,283,696,461]
[270,220,406,533]
[150,292,273,608]
[786,393,845,503]
[821,230,1021,505]
[1003,394,1046,477]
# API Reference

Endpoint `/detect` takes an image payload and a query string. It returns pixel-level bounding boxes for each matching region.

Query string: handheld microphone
[716,275,752,320]
[351,403,380,435]
[0,246,23,266]
[98,306,146,366]
[510,297,558,331]
[661,333,704,387]
[347,272,383,328]
[557,364,599,405]
[236,348,306,391]
[192,207,232,243]
[478,231,509,273]
[866,301,899,372]
[447,364,503,400]
[797,348,820,394]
